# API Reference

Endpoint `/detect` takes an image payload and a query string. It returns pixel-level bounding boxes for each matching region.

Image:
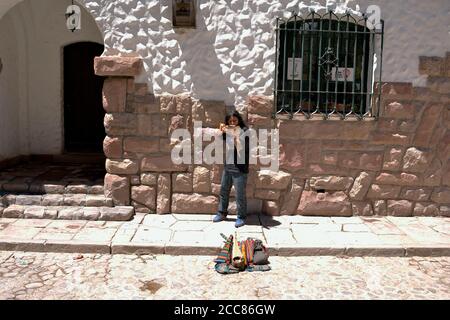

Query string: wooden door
[64,42,105,153]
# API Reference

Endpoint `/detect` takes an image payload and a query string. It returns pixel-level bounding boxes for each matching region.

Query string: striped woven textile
[243,239,255,266]
[214,234,233,264]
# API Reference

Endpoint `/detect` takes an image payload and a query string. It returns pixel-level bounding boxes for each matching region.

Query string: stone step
[0,204,134,221]
[0,182,104,195]
[1,194,113,207]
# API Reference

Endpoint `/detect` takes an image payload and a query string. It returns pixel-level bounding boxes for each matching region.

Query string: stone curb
[344,246,406,257]
[0,239,48,252]
[43,240,111,254]
[1,238,450,257]
[164,243,220,256]
[0,239,110,254]
[273,245,346,256]
[111,242,164,255]
[405,245,450,256]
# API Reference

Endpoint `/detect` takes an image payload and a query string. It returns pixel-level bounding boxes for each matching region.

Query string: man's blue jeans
[218,169,248,219]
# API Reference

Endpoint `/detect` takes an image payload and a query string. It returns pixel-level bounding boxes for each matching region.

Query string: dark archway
[64,42,105,153]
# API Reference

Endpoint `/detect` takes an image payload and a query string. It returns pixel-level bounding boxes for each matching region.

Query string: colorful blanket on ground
[214,233,233,264]
[214,233,271,274]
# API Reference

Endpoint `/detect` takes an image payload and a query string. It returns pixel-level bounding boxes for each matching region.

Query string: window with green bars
[274,11,384,119]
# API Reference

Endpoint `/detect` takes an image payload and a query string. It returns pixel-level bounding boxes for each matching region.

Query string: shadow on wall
[176,14,236,106]
[131,1,235,106]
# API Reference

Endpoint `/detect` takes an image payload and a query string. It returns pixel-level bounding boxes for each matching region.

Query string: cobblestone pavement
[0,251,449,300]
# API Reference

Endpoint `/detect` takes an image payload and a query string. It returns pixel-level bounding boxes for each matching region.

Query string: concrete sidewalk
[0,214,449,256]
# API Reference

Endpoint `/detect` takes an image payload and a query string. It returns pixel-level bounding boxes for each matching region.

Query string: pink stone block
[248,114,273,128]
[375,172,420,186]
[157,174,171,214]
[279,120,375,141]
[123,137,159,153]
[104,174,130,206]
[172,173,193,193]
[94,56,142,77]
[401,188,432,201]
[339,151,383,171]
[382,147,403,171]
[247,96,273,116]
[380,82,413,96]
[413,203,439,216]
[297,191,352,216]
[102,78,127,112]
[132,185,156,210]
[351,202,374,216]
[367,184,401,199]
[280,143,306,172]
[431,188,450,204]
[171,193,218,214]
[373,200,387,216]
[103,136,123,158]
[383,102,415,120]
[387,200,413,216]
[280,179,303,215]
[309,176,354,191]
[193,166,211,193]
[376,119,398,132]
[137,114,169,137]
[254,189,280,200]
[104,113,137,136]
[106,159,139,175]
[322,152,338,165]
[255,170,292,190]
[402,147,432,173]
[141,156,188,172]
[371,132,409,146]
[413,104,444,147]
[349,172,375,201]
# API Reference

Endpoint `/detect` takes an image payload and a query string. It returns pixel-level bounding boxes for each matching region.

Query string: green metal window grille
[274,10,384,120]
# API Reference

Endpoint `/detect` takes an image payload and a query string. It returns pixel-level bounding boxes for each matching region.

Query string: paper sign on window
[287,58,302,80]
[331,67,354,82]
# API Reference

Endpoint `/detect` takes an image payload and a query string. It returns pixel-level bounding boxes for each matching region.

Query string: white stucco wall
[0,12,20,161]
[0,0,103,159]
[75,0,450,107]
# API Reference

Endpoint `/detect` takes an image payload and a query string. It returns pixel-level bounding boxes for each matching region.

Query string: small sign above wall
[173,0,196,28]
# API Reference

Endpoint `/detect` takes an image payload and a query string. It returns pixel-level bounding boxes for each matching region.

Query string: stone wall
[96,54,450,217]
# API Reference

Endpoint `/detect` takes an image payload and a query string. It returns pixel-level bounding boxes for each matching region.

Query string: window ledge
[274,113,377,121]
